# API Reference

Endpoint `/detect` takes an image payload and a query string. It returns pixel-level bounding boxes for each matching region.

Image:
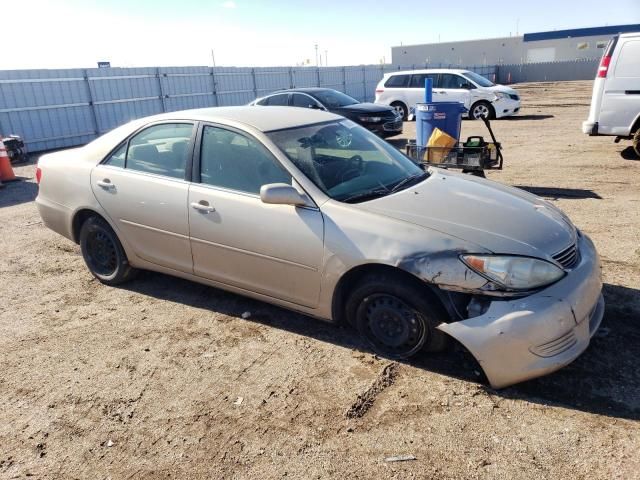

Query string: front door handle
[97,179,115,189]
[191,201,215,213]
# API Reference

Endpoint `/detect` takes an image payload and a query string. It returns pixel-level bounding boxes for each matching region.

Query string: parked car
[582,32,640,157]
[249,88,402,138]
[375,69,521,121]
[36,106,603,388]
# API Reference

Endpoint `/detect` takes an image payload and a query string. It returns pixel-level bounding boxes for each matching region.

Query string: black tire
[391,102,408,121]
[345,273,449,359]
[469,101,495,120]
[79,216,137,285]
[633,130,640,158]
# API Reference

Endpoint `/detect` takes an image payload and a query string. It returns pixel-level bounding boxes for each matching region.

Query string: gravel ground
[1,80,639,479]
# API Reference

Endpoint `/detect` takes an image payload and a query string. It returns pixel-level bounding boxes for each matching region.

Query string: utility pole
[211,49,216,68]
[314,44,319,67]
[325,50,328,66]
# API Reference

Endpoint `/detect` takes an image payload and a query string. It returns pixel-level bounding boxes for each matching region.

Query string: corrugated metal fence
[496,59,599,84]
[0,60,594,153]
[0,63,497,153]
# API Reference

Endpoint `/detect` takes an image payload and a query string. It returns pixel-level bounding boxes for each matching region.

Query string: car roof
[384,68,470,76]
[136,106,342,132]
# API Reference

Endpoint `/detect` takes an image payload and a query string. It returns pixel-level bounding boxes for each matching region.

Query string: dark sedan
[250,88,403,138]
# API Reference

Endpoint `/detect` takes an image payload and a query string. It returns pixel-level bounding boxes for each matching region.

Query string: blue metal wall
[0,63,496,152]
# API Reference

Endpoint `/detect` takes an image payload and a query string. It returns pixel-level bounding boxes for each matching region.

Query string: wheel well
[71,209,102,243]
[631,115,640,135]
[331,263,452,325]
[390,101,407,109]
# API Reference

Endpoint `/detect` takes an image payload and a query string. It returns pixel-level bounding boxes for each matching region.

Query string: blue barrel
[415,102,466,147]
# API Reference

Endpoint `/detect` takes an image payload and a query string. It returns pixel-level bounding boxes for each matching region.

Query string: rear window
[384,75,410,88]
[613,40,640,78]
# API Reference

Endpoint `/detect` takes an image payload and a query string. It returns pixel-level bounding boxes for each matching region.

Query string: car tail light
[597,55,611,78]
[375,89,384,93]
[35,166,42,184]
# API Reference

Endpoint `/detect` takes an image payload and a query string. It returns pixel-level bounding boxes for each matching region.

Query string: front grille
[530,329,577,357]
[553,242,579,269]
[383,120,402,131]
[509,94,519,101]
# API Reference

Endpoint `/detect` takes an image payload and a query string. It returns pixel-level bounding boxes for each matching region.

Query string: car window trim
[99,120,198,182]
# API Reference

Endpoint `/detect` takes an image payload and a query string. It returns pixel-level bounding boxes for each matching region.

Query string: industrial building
[392,24,640,66]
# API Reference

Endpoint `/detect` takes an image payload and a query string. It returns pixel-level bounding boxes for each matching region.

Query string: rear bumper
[438,233,603,388]
[582,121,599,135]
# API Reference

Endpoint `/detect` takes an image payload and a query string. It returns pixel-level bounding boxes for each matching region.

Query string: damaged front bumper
[437,233,604,388]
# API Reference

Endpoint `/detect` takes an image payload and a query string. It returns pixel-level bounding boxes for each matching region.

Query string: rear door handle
[97,179,115,189]
[191,201,215,213]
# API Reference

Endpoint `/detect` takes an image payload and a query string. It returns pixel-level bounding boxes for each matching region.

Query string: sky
[3,0,640,70]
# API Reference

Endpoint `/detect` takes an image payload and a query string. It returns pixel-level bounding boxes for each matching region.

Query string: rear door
[188,124,324,307]
[436,73,472,108]
[256,93,290,106]
[602,36,640,135]
[91,122,195,273]
[408,73,440,105]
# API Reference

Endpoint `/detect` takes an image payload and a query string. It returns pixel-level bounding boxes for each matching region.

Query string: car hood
[332,102,395,115]
[356,169,576,258]
[485,84,519,96]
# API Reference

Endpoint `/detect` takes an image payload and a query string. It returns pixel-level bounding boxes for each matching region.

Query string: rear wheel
[345,273,449,359]
[469,101,495,120]
[633,130,640,158]
[391,102,408,121]
[79,216,137,285]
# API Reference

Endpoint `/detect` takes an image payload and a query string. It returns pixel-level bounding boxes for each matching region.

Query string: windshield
[462,71,495,87]
[312,90,359,108]
[267,120,427,203]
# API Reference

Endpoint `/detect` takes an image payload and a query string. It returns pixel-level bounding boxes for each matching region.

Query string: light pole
[325,50,328,66]
[315,44,319,67]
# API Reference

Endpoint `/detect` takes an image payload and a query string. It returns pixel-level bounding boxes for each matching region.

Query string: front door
[91,122,195,273]
[188,124,324,307]
[436,73,472,108]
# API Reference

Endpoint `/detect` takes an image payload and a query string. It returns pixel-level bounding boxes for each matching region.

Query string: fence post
[288,67,294,89]
[83,69,100,138]
[251,68,258,99]
[210,67,219,107]
[157,68,167,112]
[362,66,367,102]
[342,66,346,93]
[316,67,321,87]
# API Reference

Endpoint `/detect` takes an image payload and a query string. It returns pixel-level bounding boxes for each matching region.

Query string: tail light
[375,89,384,93]
[597,36,618,78]
[35,166,42,184]
[597,55,611,78]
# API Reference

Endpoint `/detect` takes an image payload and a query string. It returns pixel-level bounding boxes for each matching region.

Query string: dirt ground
[1,80,639,479]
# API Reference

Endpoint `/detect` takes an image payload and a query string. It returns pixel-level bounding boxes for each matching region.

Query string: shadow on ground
[0,179,38,208]
[121,272,640,420]
[620,146,639,161]
[503,114,554,121]
[514,185,602,200]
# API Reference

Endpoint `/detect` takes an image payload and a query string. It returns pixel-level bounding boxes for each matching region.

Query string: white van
[374,69,521,121]
[582,32,640,156]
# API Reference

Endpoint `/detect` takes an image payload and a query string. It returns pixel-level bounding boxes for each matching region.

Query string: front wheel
[469,101,495,120]
[79,216,138,285]
[346,273,449,359]
[633,130,640,158]
[391,102,408,121]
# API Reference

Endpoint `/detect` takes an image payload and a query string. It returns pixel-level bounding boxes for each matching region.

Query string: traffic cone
[0,141,17,182]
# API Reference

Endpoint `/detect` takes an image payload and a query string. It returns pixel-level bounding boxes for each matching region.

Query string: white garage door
[526,47,556,63]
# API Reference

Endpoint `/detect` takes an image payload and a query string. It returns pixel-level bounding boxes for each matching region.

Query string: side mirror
[260,183,307,206]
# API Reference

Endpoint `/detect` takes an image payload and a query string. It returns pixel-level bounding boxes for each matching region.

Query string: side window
[384,75,409,88]
[438,74,467,89]
[614,40,640,78]
[200,126,292,194]
[125,123,194,179]
[104,142,126,168]
[256,97,269,106]
[292,94,318,108]
[265,94,289,106]
[409,73,437,88]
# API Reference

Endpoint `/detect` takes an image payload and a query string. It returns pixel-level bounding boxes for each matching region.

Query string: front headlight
[461,255,565,290]
[358,116,382,123]
[494,92,509,100]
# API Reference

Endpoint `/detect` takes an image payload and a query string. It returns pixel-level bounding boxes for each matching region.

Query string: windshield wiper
[389,171,428,193]
[341,188,390,203]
